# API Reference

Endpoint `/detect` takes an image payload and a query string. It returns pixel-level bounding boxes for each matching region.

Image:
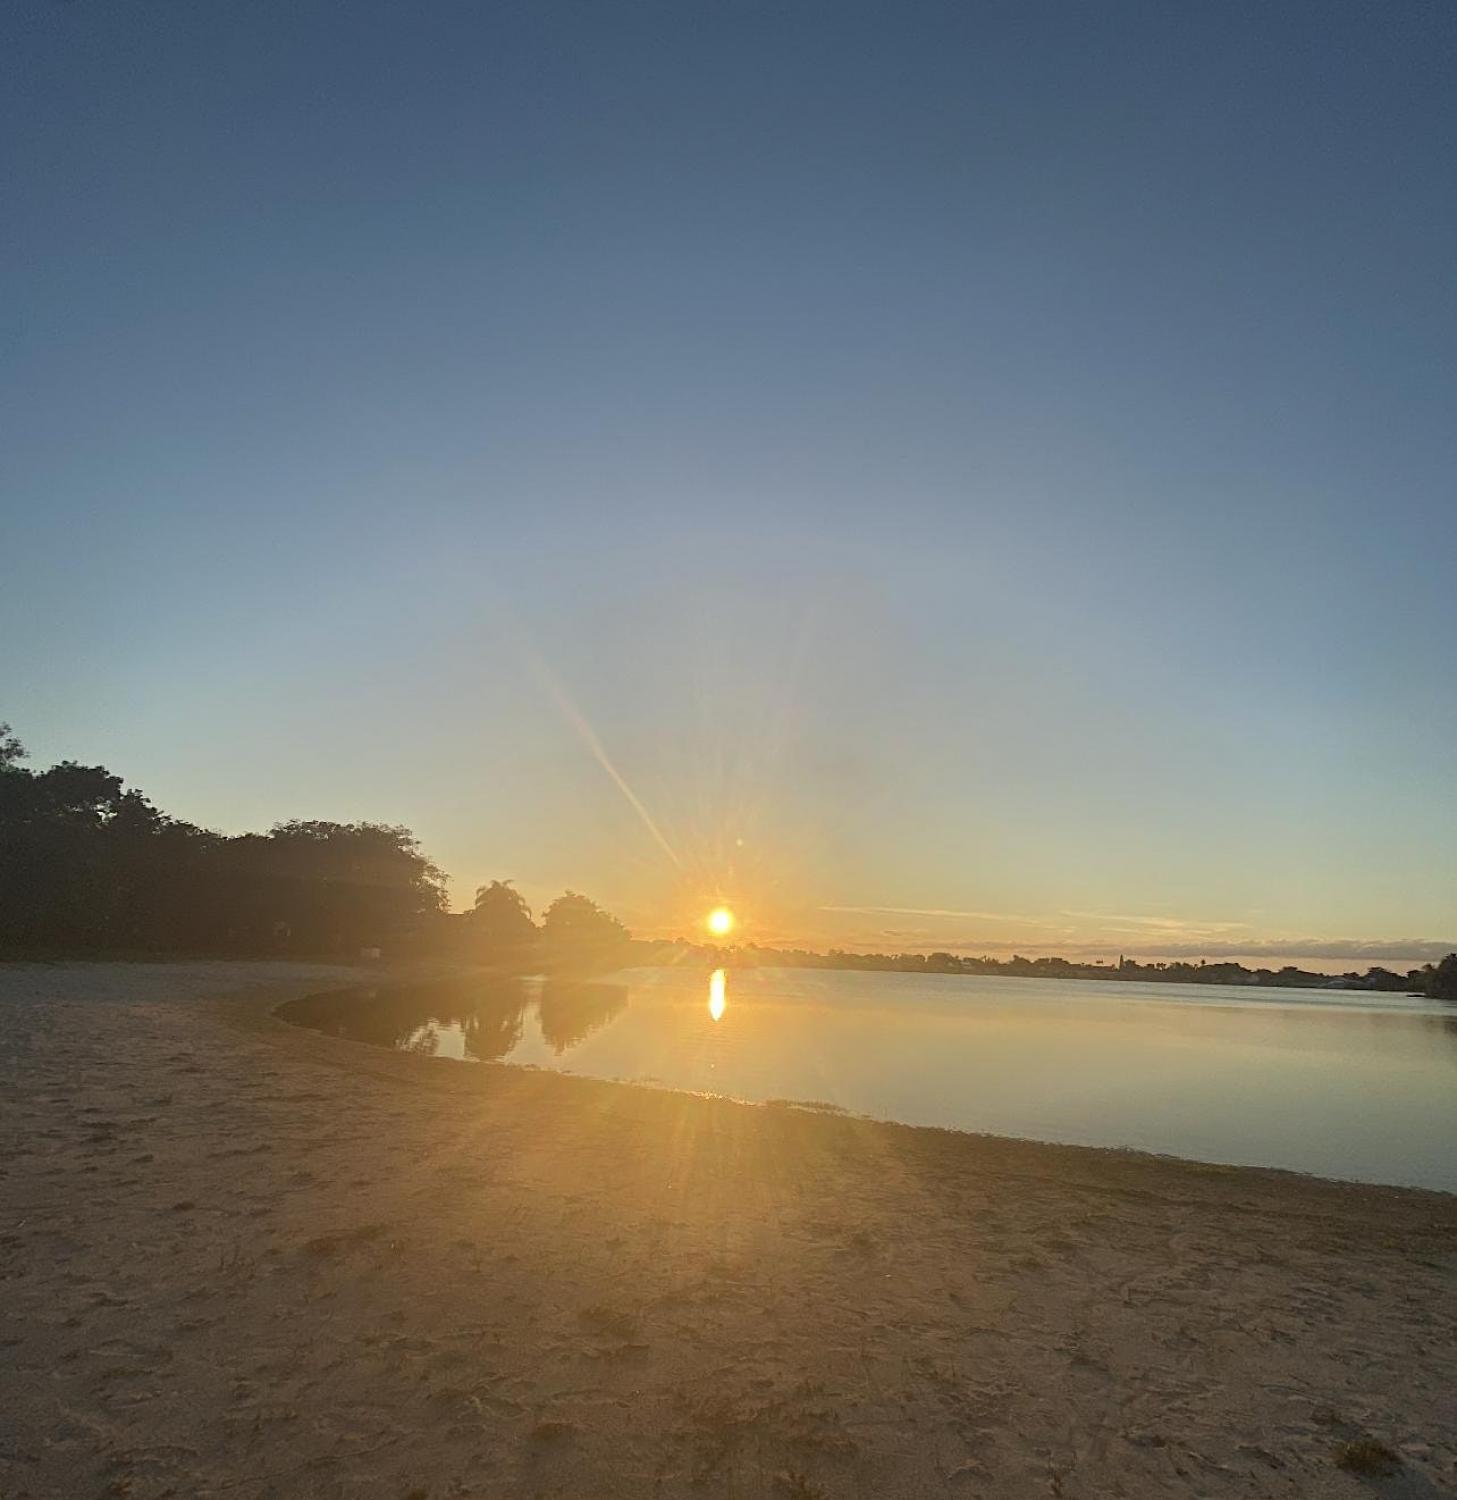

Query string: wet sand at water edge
[1,961,1454,1499]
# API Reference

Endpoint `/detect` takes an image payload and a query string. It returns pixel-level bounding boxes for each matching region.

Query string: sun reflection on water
[708,967,726,1022]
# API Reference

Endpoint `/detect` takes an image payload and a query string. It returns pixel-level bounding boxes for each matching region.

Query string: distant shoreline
[636,941,1445,997]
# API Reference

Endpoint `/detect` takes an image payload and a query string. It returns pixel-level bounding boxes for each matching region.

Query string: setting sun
[707,905,735,937]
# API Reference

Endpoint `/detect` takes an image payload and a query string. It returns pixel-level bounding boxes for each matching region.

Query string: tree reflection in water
[280,974,628,1061]
[536,980,628,1054]
[458,980,530,1060]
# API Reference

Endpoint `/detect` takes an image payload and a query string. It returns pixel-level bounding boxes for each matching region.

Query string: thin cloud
[920,937,1456,963]
[1061,910,1251,934]
[1137,937,1457,963]
[820,905,1055,927]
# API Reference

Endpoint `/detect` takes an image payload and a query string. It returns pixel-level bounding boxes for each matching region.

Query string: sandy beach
[2,961,1454,1500]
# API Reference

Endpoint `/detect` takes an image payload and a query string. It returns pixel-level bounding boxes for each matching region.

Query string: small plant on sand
[1333,1438,1401,1476]
[302,1223,388,1258]
[577,1304,640,1341]
[776,1471,826,1499]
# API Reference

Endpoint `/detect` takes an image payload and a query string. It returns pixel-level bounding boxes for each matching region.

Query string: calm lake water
[281,966,1457,1192]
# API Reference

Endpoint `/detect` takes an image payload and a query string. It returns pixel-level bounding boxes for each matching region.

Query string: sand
[1,962,1454,1500]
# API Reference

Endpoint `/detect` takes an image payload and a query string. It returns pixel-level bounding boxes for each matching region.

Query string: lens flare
[707,906,734,937]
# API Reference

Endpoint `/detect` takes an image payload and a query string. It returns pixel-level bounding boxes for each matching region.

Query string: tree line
[457,880,632,970]
[5,721,1449,995]
[0,725,631,966]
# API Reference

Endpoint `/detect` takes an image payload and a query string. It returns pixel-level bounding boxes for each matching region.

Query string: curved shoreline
[263,968,1457,1204]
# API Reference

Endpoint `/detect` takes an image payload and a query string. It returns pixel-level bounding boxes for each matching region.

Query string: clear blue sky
[3,1,1454,962]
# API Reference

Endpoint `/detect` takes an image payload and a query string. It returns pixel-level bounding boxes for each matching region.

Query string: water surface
[281,966,1457,1191]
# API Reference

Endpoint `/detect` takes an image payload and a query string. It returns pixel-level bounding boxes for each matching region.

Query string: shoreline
[3,960,1455,1498]
[270,966,1457,1200]
[256,983,1457,1218]
[271,982,1457,1206]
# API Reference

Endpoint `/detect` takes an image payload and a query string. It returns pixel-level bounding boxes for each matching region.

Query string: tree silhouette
[0,723,26,770]
[0,724,448,956]
[1430,954,1457,1002]
[540,891,631,971]
[469,879,538,959]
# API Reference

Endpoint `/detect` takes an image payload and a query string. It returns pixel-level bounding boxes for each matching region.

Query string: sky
[3,1,1455,965]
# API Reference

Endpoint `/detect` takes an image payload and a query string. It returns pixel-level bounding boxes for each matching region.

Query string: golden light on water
[707,905,735,937]
[708,967,727,1021]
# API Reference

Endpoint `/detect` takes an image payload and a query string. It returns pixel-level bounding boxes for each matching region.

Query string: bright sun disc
[707,906,734,937]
